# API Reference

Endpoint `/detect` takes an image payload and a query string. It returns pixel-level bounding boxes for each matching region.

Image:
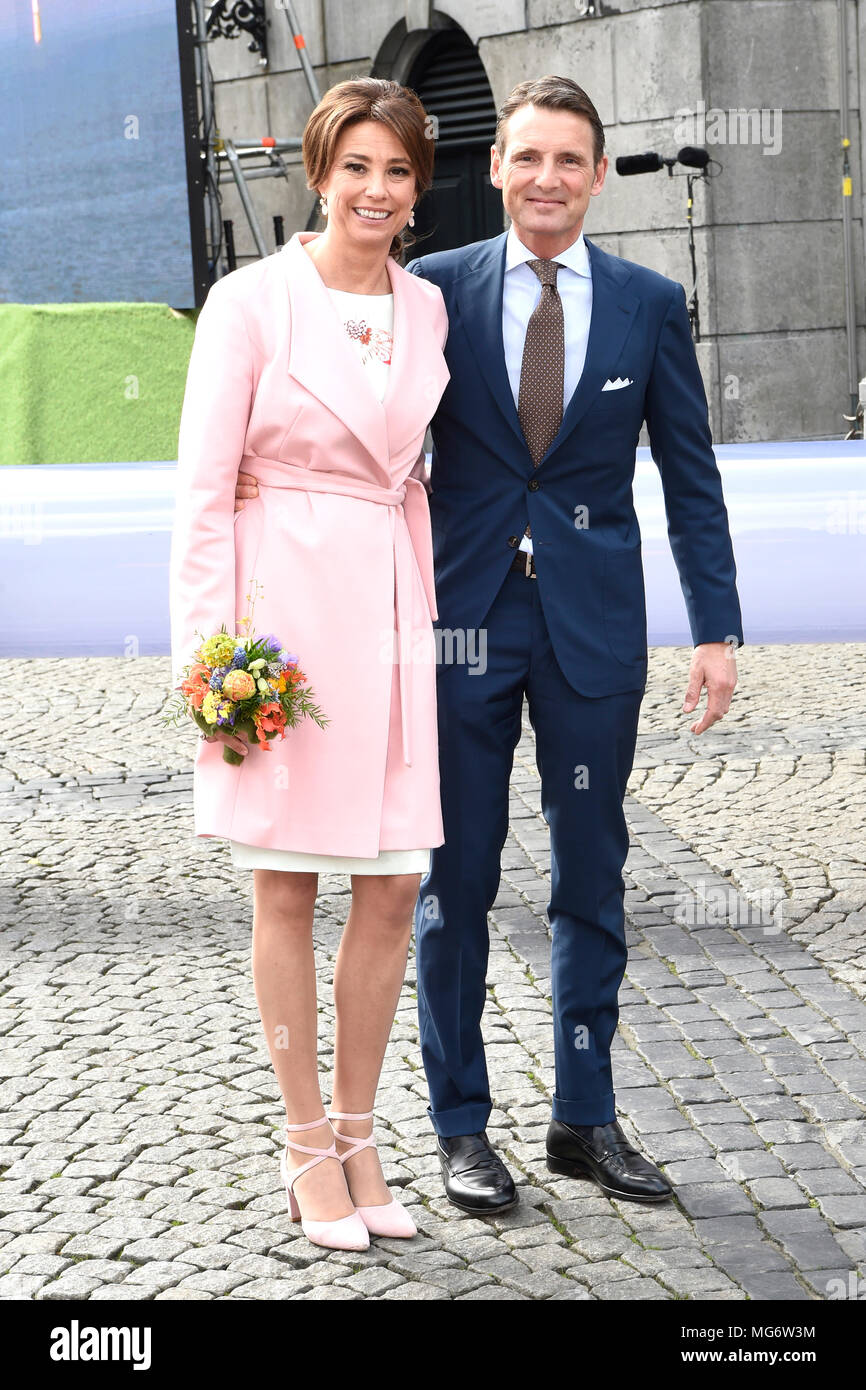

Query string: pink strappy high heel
[279,1116,370,1251]
[328,1109,417,1239]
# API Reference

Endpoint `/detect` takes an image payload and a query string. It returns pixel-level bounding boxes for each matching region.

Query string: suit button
[528,478,540,491]
[507,535,519,548]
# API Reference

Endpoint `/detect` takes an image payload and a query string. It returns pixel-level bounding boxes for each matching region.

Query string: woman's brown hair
[302,77,435,261]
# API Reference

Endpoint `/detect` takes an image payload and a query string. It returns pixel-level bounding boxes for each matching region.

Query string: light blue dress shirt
[502,222,593,554]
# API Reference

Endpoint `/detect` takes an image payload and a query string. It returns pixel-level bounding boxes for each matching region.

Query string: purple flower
[230,647,247,668]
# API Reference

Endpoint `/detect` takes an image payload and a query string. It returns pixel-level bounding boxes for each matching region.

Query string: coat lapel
[455,233,525,456]
[457,231,640,471]
[381,256,451,460]
[280,231,449,470]
[280,231,389,465]
[545,238,639,463]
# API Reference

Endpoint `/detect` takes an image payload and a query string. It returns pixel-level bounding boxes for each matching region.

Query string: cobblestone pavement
[0,645,864,1301]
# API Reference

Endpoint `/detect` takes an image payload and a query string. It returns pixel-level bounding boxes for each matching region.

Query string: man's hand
[234,465,433,505]
[408,451,433,495]
[235,470,259,511]
[682,641,738,735]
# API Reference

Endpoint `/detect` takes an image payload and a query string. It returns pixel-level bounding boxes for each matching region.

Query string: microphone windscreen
[677,146,710,169]
[614,152,664,176]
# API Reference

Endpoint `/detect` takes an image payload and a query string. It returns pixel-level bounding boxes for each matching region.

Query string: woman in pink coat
[169,78,450,1252]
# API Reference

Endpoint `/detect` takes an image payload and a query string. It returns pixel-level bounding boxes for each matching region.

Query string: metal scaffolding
[192,0,322,276]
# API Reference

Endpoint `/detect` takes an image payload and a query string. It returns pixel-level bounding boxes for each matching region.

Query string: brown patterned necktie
[517,261,567,472]
[517,258,564,545]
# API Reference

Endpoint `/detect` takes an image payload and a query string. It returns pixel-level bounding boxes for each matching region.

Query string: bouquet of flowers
[163,623,328,765]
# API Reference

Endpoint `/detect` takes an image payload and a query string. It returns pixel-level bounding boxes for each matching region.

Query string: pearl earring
[408,208,415,228]
[319,196,328,216]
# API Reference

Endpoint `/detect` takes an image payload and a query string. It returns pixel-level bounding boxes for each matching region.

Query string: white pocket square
[601,376,634,391]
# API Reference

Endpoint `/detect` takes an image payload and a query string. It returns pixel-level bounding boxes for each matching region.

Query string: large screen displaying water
[0,0,200,306]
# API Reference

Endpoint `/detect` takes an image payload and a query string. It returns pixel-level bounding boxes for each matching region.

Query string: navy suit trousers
[414,566,644,1137]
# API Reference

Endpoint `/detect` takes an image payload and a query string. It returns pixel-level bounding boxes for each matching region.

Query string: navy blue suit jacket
[407,231,744,698]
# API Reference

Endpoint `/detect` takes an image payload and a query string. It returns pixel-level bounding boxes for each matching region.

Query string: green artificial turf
[0,302,200,465]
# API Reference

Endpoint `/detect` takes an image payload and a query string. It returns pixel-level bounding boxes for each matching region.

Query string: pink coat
[168,231,451,855]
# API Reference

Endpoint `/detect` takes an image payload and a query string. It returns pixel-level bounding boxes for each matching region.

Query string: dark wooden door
[405,26,502,257]
[413,147,503,255]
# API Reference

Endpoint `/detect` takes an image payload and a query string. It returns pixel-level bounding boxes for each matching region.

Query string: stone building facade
[203,0,865,442]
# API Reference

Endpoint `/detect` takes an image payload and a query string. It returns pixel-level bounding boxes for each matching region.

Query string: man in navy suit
[403,76,743,1214]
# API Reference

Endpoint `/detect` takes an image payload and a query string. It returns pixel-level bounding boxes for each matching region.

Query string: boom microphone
[614,151,664,176]
[677,146,710,169]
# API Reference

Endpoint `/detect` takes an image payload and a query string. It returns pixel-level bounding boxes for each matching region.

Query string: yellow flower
[201,692,220,724]
[199,633,237,667]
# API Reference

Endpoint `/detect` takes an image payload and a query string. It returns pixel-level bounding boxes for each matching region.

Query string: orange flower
[181,662,211,711]
[253,701,287,747]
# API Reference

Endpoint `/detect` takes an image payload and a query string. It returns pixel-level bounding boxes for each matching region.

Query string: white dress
[230,287,432,877]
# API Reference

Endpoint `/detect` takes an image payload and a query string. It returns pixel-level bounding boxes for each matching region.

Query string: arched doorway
[403,26,503,256]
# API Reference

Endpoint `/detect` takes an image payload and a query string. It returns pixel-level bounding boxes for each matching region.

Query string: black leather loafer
[546,1119,673,1202]
[437,1132,518,1214]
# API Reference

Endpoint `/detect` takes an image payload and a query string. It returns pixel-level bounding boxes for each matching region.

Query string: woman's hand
[235,471,259,511]
[203,727,251,757]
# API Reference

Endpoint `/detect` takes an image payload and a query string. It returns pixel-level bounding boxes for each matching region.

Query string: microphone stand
[617,150,718,344]
[661,160,703,342]
[684,172,700,342]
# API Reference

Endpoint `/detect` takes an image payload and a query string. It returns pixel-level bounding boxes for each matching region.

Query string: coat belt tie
[238,454,438,768]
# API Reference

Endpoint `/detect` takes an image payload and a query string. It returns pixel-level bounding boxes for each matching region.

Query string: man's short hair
[495,75,605,168]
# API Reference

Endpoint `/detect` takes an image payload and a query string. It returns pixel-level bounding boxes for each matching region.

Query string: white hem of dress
[229,841,431,875]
